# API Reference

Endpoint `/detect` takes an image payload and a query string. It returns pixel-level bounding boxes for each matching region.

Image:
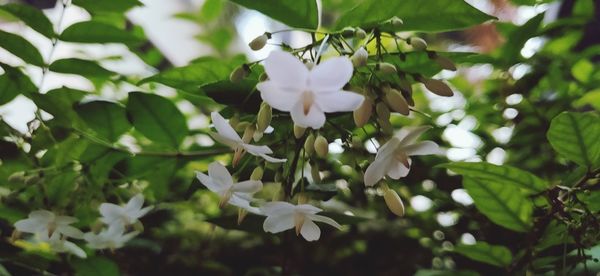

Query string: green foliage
[72,257,120,276]
[0,30,44,66]
[454,242,513,267]
[230,0,319,29]
[72,0,142,13]
[49,58,115,78]
[60,21,143,45]
[547,111,600,168]
[0,3,54,38]
[76,101,131,142]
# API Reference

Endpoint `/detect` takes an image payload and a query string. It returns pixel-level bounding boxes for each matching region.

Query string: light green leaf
[49,58,115,78]
[72,0,142,13]
[335,0,495,32]
[463,177,532,232]
[126,92,188,148]
[76,101,131,142]
[230,0,318,29]
[72,256,120,276]
[547,112,600,168]
[0,29,44,66]
[60,21,143,45]
[454,242,513,267]
[573,88,600,111]
[0,3,54,38]
[438,162,548,193]
[497,12,544,63]
[571,59,594,83]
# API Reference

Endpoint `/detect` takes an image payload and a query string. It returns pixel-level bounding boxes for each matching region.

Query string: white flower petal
[131,206,153,220]
[14,219,45,233]
[196,171,222,193]
[208,162,234,187]
[29,210,55,221]
[364,156,391,187]
[260,201,296,216]
[375,137,401,160]
[99,203,123,224]
[243,144,273,155]
[403,141,440,156]
[258,153,287,163]
[228,195,261,214]
[63,241,87,258]
[257,80,301,112]
[58,225,84,239]
[211,112,242,142]
[308,56,353,91]
[263,51,309,89]
[125,194,144,212]
[307,214,342,230]
[290,102,326,129]
[300,219,321,241]
[295,204,322,214]
[397,125,432,146]
[232,180,263,193]
[263,214,294,233]
[386,160,411,179]
[315,90,364,113]
[55,216,78,225]
[208,132,240,149]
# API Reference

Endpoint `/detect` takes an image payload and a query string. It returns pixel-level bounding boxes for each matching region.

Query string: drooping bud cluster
[248,32,271,51]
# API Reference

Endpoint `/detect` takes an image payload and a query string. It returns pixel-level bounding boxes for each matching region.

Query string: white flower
[261,201,341,241]
[256,51,364,129]
[84,223,139,250]
[39,232,87,258]
[99,194,153,227]
[364,126,440,187]
[196,161,262,214]
[209,112,287,165]
[14,210,83,240]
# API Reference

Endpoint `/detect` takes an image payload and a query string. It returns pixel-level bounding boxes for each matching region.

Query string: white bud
[409,37,428,51]
[355,28,367,40]
[378,62,397,74]
[351,47,368,67]
[249,33,269,51]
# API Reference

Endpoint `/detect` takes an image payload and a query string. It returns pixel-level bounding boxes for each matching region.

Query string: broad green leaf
[463,177,532,232]
[571,59,594,83]
[76,101,131,142]
[0,3,54,38]
[126,92,188,148]
[117,156,179,199]
[49,58,115,78]
[574,88,600,111]
[79,144,129,185]
[60,21,143,45]
[72,256,120,276]
[439,162,548,193]
[547,112,600,168]
[230,0,318,29]
[40,134,89,167]
[497,12,544,63]
[0,73,20,105]
[30,86,88,127]
[46,170,79,206]
[0,29,44,66]
[335,0,494,32]
[72,0,142,13]
[0,63,37,102]
[454,242,513,267]
[579,190,600,212]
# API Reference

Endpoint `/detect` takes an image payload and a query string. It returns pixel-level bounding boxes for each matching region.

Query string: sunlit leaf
[0,30,44,66]
[547,112,600,168]
[60,21,143,45]
[0,3,54,38]
[230,0,319,29]
[454,242,513,267]
[72,0,142,13]
[49,58,115,78]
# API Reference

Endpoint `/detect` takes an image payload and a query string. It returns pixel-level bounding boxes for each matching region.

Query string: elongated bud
[297,193,309,204]
[234,121,250,132]
[294,125,306,139]
[304,133,315,155]
[256,102,272,133]
[250,167,264,181]
[242,124,256,143]
[422,78,454,97]
[433,54,456,71]
[133,221,145,232]
[311,163,321,183]
[409,37,427,51]
[341,27,355,36]
[351,47,368,67]
[398,77,412,94]
[377,62,397,74]
[229,64,249,83]
[253,130,263,142]
[259,72,268,81]
[353,98,373,127]
[249,33,270,51]
[378,117,393,135]
[382,184,405,216]
[8,171,25,183]
[314,135,329,158]
[237,208,248,225]
[24,175,40,185]
[228,114,240,130]
[375,102,390,121]
[383,88,410,115]
[389,16,404,28]
[355,27,367,39]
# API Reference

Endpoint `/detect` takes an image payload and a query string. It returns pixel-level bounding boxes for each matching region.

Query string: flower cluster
[13,194,152,258]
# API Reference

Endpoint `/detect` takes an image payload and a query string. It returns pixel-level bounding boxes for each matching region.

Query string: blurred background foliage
[0,0,599,275]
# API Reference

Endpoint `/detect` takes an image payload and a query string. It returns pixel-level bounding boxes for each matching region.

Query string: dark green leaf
[30,86,88,127]
[0,29,44,66]
[497,12,544,63]
[438,162,548,193]
[76,101,131,142]
[335,0,495,32]
[126,92,188,148]
[463,177,532,232]
[72,256,120,276]
[383,52,481,77]
[0,63,37,102]
[0,3,54,38]
[79,144,129,185]
[579,191,600,212]
[49,58,115,78]
[414,270,479,276]
[72,0,142,13]
[60,21,143,45]
[46,170,79,206]
[230,0,318,29]
[547,112,600,168]
[454,242,513,267]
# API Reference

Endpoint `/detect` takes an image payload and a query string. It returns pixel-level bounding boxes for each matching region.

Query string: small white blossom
[256,51,364,129]
[209,112,287,165]
[99,194,153,227]
[261,201,341,241]
[14,210,83,240]
[39,232,87,258]
[364,126,440,187]
[84,223,139,250]
[196,161,262,214]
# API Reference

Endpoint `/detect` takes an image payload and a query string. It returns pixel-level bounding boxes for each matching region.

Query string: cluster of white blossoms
[13,194,152,258]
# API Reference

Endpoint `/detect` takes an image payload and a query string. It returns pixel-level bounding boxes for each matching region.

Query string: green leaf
[126,92,188,148]
[579,190,600,212]
[0,63,37,102]
[76,101,131,142]
[72,256,120,276]
[414,270,478,276]
[79,144,129,185]
[571,59,594,83]
[463,177,532,232]
[0,3,54,38]
[574,88,600,111]
[383,52,481,77]
[497,12,544,63]
[60,21,143,45]
[335,0,495,32]
[49,58,115,78]
[547,112,600,168]
[72,0,142,13]
[46,170,79,207]
[0,29,44,66]
[30,86,88,127]
[438,162,548,193]
[454,242,513,267]
[230,0,318,29]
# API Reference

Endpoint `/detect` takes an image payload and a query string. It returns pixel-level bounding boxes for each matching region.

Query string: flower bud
[383,88,410,115]
[250,167,264,181]
[409,37,427,51]
[297,193,309,204]
[398,77,412,94]
[355,28,367,40]
[249,33,270,51]
[388,16,403,28]
[422,78,454,97]
[305,61,314,70]
[341,27,355,36]
[351,47,368,67]
[378,117,393,136]
[382,184,405,216]
[242,124,256,144]
[229,65,249,83]
[314,135,329,158]
[238,208,248,225]
[353,98,373,127]
[234,121,250,132]
[229,114,240,129]
[304,133,315,155]
[433,55,457,71]
[311,163,321,183]
[8,171,25,183]
[294,125,306,139]
[377,62,397,74]
[259,72,268,81]
[351,136,362,148]
[253,130,263,142]
[24,175,40,185]
[375,102,390,121]
[256,102,272,133]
